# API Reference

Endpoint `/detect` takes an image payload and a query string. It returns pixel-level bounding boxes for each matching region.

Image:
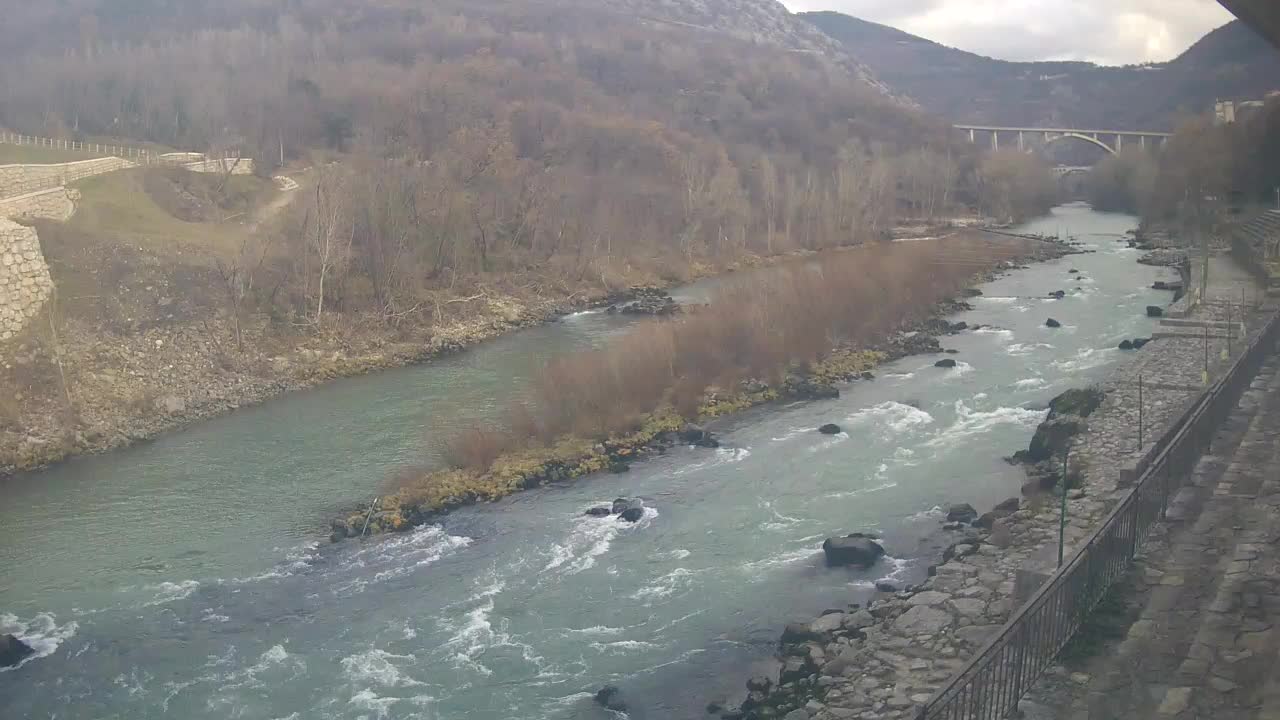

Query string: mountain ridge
[802,12,1280,129]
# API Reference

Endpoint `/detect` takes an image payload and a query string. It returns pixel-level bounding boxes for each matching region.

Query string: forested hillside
[0,0,961,309]
[804,12,1280,130]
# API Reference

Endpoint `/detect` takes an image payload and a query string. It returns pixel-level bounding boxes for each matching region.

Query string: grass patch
[69,169,272,260]
[0,144,105,165]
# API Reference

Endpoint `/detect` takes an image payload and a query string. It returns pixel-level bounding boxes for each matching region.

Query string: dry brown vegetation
[0,0,1058,335]
[436,234,1037,470]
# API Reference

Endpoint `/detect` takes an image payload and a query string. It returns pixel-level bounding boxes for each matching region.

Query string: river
[1,205,1171,719]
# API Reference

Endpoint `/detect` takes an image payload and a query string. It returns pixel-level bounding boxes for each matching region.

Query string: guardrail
[918,306,1280,720]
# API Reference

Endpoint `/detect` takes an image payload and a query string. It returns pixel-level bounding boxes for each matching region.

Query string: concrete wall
[0,218,53,341]
[0,157,134,199]
[0,187,77,222]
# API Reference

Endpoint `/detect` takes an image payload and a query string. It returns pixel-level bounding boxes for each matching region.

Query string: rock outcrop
[822,534,885,568]
[0,634,34,668]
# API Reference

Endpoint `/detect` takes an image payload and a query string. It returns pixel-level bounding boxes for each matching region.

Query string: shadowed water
[1,206,1167,718]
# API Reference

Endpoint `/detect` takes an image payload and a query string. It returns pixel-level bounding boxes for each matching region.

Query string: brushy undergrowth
[352,235,1037,535]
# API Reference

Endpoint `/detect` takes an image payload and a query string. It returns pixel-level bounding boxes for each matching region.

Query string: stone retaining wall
[0,187,77,222]
[0,218,53,341]
[0,157,133,199]
[182,157,255,175]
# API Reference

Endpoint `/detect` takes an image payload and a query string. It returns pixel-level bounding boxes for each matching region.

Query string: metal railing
[918,307,1280,720]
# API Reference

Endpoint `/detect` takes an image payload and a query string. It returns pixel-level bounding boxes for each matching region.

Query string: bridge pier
[1018,131,1024,152]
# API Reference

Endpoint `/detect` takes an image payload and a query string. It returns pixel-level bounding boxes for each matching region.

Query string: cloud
[782,0,1236,65]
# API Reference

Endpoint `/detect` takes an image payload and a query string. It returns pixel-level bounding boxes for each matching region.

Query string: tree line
[0,0,1061,331]
[1086,99,1280,231]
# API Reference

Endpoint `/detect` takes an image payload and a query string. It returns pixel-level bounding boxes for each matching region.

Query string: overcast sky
[781,0,1236,65]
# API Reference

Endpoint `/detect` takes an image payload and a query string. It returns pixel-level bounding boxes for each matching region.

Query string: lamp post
[1058,445,1070,568]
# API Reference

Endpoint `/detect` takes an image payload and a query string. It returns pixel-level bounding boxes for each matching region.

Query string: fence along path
[0,132,254,200]
[917,306,1280,720]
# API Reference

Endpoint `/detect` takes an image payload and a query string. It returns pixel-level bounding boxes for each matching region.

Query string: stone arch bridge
[955,125,1174,155]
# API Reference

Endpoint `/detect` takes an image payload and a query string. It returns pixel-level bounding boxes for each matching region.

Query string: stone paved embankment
[730,249,1275,720]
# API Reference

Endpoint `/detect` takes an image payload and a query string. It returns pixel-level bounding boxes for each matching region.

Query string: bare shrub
[442,425,513,472]
[441,234,1034,469]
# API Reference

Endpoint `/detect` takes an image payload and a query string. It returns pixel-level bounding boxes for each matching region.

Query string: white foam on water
[340,649,424,687]
[231,541,321,584]
[560,625,624,636]
[590,640,662,654]
[806,433,849,453]
[973,326,1015,341]
[658,548,691,560]
[544,507,657,574]
[759,499,806,531]
[370,527,473,583]
[878,557,913,584]
[926,400,1048,449]
[770,426,812,443]
[739,546,823,575]
[1015,378,1047,390]
[349,689,399,720]
[0,612,78,671]
[1052,346,1116,373]
[142,579,200,606]
[973,392,988,401]
[201,611,231,624]
[908,505,944,522]
[940,361,974,377]
[846,401,934,438]
[631,567,696,602]
[825,480,898,500]
[1007,342,1054,356]
[439,574,549,679]
[978,296,1018,304]
[651,608,708,634]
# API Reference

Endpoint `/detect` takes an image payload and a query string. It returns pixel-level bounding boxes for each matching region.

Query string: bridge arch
[1043,132,1116,156]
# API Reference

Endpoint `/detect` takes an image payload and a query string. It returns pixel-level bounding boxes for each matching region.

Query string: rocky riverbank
[332,238,1076,541]
[710,245,1272,720]
[0,251,789,476]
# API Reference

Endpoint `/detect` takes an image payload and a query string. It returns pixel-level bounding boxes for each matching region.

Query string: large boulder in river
[783,377,840,400]
[1146,305,1164,318]
[822,534,885,568]
[0,634,34,668]
[1045,318,1062,328]
[678,423,720,448]
[612,497,639,515]
[594,685,628,712]
[818,423,842,435]
[946,503,978,523]
[1013,387,1105,464]
[584,506,612,517]
[619,507,645,523]
[934,358,957,368]
[1118,339,1135,350]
